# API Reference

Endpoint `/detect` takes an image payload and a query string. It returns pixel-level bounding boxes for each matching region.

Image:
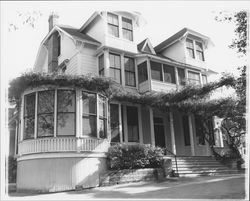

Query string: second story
[33,11,217,94]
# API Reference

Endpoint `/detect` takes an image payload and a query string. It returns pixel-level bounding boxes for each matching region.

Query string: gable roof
[59,26,100,44]
[137,38,156,54]
[154,27,212,53]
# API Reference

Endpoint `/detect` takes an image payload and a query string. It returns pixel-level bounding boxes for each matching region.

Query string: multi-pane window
[108,13,119,37]
[163,64,176,84]
[138,61,148,84]
[202,74,207,85]
[110,104,120,143]
[37,90,54,137]
[82,92,97,137]
[195,41,204,61]
[186,38,195,58]
[23,93,36,139]
[124,57,136,87]
[98,54,104,76]
[182,115,190,146]
[98,95,107,138]
[126,106,139,142]
[109,53,121,83]
[122,17,133,41]
[177,68,186,85]
[150,61,163,81]
[57,90,75,136]
[188,71,200,85]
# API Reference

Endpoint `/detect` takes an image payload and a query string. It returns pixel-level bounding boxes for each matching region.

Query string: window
[138,61,148,84]
[163,64,176,84]
[188,71,200,85]
[57,34,61,57]
[186,38,195,58]
[182,115,190,146]
[109,53,121,83]
[99,54,104,76]
[177,68,186,85]
[124,57,136,87]
[110,104,120,143]
[57,90,75,136]
[98,95,107,138]
[150,61,162,81]
[195,41,204,61]
[108,13,119,37]
[37,90,54,137]
[126,106,139,142]
[202,75,207,85]
[23,93,36,139]
[82,92,97,137]
[122,17,133,41]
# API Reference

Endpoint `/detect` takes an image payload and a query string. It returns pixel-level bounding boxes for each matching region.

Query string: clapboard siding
[80,44,98,75]
[65,53,78,75]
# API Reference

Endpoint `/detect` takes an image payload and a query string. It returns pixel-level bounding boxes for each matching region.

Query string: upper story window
[163,64,176,84]
[122,17,133,41]
[124,57,136,87]
[108,13,119,37]
[195,41,204,61]
[150,61,163,81]
[109,53,121,83]
[202,74,207,85]
[98,54,104,76]
[177,68,186,85]
[186,38,195,59]
[138,61,148,84]
[188,71,200,85]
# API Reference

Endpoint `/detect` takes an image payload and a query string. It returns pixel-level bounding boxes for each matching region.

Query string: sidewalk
[6,174,246,200]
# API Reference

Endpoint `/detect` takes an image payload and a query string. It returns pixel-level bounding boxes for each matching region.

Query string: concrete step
[173,166,233,172]
[177,169,242,177]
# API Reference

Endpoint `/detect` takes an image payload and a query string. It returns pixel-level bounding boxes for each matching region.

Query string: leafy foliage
[107,144,164,170]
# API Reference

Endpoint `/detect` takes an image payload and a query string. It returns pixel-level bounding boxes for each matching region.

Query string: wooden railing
[18,137,110,155]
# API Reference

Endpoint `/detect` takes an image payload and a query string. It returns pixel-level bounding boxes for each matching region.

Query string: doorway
[154,117,166,148]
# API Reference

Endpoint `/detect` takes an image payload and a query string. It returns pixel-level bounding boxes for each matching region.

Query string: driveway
[7,174,246,200]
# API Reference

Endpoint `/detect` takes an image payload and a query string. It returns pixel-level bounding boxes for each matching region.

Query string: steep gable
[137,38,156,54]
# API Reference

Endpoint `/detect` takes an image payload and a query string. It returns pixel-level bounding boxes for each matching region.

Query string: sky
[1,1,249,83]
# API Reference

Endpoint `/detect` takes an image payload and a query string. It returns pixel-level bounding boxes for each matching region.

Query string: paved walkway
[6,174,246,200]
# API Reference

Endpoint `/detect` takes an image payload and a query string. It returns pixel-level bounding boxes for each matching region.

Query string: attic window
[108,13,119,37]
[195,41,204,61]
[186,38,195,59]
[122,17,133,41]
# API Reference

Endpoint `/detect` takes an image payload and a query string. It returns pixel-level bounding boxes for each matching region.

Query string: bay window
[163,64,176,84]
[98,54,104,76]
[177,68,186,85]
[188,71,200,85]
[138,61,148,84]
[150,61,163,81]
[108,13,119,37]
[109,53,121,83]
[23,93,35,139]
[124,57,136,87]
[122,17,133,41]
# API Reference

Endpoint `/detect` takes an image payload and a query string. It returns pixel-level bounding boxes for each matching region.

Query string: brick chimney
[48,12,59,32]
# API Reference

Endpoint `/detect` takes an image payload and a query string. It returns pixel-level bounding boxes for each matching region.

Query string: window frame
[109,53,121,84]
[138,61,148,84]
[122,17,133,41]
[186,38,195,59]
[107,12,119,38]
[98,54,104,76]
[188,71,201,85]
[124,56,136,87]
[195,41,205,61]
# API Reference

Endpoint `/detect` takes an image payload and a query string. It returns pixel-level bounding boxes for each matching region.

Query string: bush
[107,144,164,170]
[8,156,17,183]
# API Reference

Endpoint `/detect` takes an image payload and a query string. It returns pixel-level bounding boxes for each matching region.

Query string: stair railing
[164,147,179,176]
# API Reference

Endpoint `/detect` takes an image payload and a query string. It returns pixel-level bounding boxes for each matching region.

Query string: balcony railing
[18,137,110,155]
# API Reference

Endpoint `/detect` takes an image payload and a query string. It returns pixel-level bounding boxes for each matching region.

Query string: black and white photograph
[1,1,249,200]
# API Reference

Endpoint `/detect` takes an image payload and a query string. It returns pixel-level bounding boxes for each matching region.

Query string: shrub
[107,144,164,170]
[8,156,17,183]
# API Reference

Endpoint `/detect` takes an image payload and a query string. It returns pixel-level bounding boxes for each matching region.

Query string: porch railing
[164,147,179,175]
[18,137,110,156]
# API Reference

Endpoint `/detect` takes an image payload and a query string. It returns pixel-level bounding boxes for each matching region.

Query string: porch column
[188,114,195,156]
[149,107,155,146]
[138,106,143,144]
[169,111,176,154]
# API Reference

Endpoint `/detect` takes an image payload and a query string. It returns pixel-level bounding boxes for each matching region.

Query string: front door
[154,117,166,148]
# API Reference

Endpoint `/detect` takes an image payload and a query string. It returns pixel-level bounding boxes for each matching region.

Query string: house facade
[15,11,225,192]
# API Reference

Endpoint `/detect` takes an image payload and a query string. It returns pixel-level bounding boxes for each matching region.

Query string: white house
[14,11,228,192]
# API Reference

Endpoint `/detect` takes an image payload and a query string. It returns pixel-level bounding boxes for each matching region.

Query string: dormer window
[186,38,205,61]
[186,38,195,59]
[122,17,133,41]
[107,13,119,37]
[195,41,204,61]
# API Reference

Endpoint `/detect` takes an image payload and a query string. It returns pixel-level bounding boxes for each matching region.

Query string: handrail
[164,147,179,176]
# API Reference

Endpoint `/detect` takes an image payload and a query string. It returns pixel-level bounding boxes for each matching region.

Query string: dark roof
[154,27,209,53]
[137,38,148,51]
[59,26,100,44]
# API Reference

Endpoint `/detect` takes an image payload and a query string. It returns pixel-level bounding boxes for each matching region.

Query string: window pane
[126,106,139,142]
[177,68,185,85]
[186,39,194,48]
[99,54,104,72]
[57,113,75,136]
[110,104,120,143]
[125,72,135,86]
[138,61,148,84]
[37,114,54,137]
[110,68,121,83]
[122,17,132,30]
[196,51,204,61]
[124,57,135,72]
[122,29,133,41]
[24,117,34,139]
[187,48,195,58]
[108,25,119,37]
[82,92,96,114]
[99,96,106,117]
[38,90,54,114]
[108,13,118,25]
[182,115,190,146]
[99,118,106,138]
[150,61,162,81]
[109,54,120,68]
[82,116,96,137]
[163,64,176,84]
[188,71,200,85]
[202,75,207,84]
[195,41,203,51]
[24,93,35,117]
[57,90,75,113]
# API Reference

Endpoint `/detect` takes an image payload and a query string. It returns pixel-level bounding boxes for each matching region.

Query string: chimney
[48,12,59,32]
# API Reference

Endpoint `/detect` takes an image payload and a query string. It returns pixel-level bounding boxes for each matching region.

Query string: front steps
[170,156,243,177]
